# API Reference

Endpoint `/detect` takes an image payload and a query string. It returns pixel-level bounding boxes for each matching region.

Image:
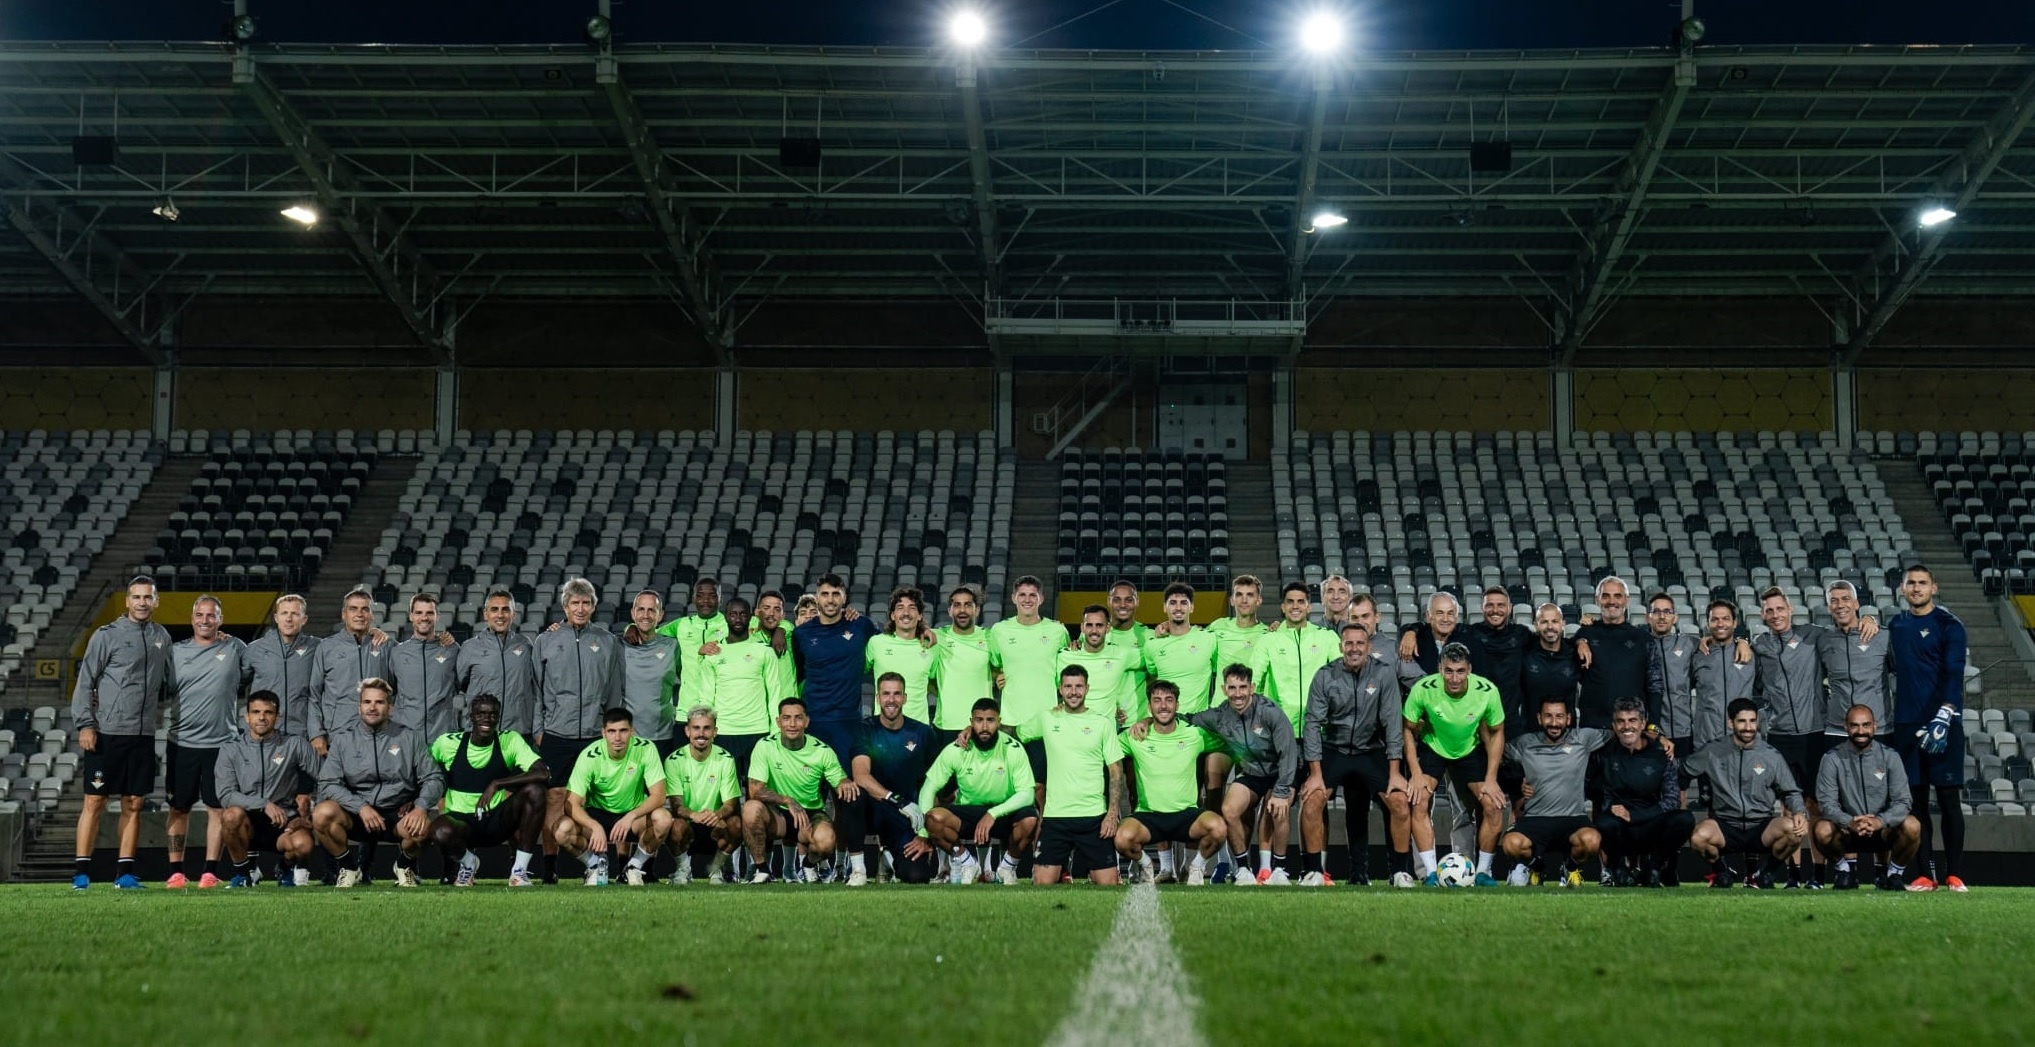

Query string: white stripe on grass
[1047,881,1205,1047]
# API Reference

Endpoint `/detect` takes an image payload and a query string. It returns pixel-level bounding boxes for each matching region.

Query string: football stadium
[3,0,2034,1042]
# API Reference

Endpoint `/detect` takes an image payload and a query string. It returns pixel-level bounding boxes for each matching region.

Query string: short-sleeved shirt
[1057,646,1132,724]
[748,734,848,811]
[1205,618,1268,694]
[701,636,782,736]
[1121,723,1224,814]
[988,617,1068,729]
[566,736,663,814]
[933,627,995,731]
[1144,627,1218,714]
[1403,673,1506,760]
[1016,706,1124,818]
[865,633,939,724]
[1503,727,1611,818]
[1103,623,1151,719]
[430,730,541,815]
[663,744,741,813]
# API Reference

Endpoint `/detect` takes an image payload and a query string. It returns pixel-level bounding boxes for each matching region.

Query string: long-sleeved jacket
[1816,739,1911,827]
[1647,632,1702,738]
[1575,621,1651,729]
[1518,642,1582,729]
[1818,624,1894,734]
[1687,642,1756,750]
[535,623,623,740]
[387,635,461,742]
[1593,736,1682,817]
[246,630,321,737]
[1462,620,1533,715]
[167,635,251,748]
[1250,622,1340,737]
[1682,738,1805,823]
[308,629,389,740]
[1752,624,1833,736]
[1185,695,1297,800]
[316,721,443,812]
[70,614,174,736]
[621,633,680,740]
[457,628,541,735]
[216,731,322,809]
[1889,607,1966,724]
[1301,656,1403,762]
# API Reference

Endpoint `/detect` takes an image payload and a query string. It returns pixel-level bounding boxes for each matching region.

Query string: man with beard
[1573,577,1649,730]
[1298,624,1410,887]
[1115,680,1228,884]
[1102,581,1151,719]
[934,586,995,734]
[1591,697,1694,887]
[1019,666,1128,886]
[1685,699,1809,889]
[1688,601,1757,758]
[743,698,858,883]
[387,592,460,743]
[1058,605,1134,726]
[659,578,729,709]
[794,574,882,759]
[215,691,320,887]
[620,590,680,747]
[1500,696,1609,888]
[458,587,542,735]
[661,705,745,885]
[425,693,550,887]
[697,596,783,779]
[841,674,939,885]
[1460,586,1533,731]
[921,698,1038,885]
[1518,603,1582,740]
[1814,704,1920,891]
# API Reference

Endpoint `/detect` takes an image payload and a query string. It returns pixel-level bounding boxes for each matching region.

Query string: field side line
[1046,881,1206,1047]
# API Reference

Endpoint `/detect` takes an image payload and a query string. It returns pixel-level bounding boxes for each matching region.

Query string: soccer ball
[1435,853,1475,888]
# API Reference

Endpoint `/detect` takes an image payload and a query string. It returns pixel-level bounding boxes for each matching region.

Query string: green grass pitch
[0,884,2019,1045]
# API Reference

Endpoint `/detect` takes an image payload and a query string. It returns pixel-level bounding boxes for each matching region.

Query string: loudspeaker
[72,136,119,165]
[779,137,822,168]
[1469,141,1512,172]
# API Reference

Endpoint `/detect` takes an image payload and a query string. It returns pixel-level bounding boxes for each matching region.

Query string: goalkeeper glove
[1916,704,1955,755]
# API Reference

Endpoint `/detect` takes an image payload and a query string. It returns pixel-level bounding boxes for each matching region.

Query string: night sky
[3,0,2031,51]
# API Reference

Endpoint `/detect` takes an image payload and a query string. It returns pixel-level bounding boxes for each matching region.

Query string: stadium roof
[1,40,2033,361]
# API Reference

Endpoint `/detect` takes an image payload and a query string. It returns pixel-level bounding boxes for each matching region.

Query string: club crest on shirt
[841,631,853,641]
[1365,686,1377,695]
[513,648,525,656]
[904,740,918,751]
[271,754,286,766]
[655,651,667,661]
[590,644,601,653]
[1873,769,1886,780]
[1921,629,1931,638]
[1561,745,1574,754]
[435,654,448,664]
[295,648,308,657]
[386,745,401,756]
[154,641,165,649]
[1753,763,1766,775]
[1787,640,1799,650]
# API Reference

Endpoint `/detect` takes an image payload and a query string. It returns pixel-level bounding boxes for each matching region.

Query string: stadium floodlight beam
[1306,210,1348,232]
[280,205,319,226]
[151,199,180,222]
[949,10,988,48]
[1298,10,1346,55]
[1919,206,1957,227]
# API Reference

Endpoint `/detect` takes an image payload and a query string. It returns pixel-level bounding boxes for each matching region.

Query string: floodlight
[1677,17,1706,44]
[584,14,613,44]
[1307,210,1348,232]
[228,14,258,43]
[950,10,988,48]
[152,199,180,222]
[1919,206,1957,227]
[280,205,319,226]
[1298,11,1345,55]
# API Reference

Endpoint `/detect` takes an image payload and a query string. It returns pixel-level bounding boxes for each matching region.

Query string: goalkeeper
[1887,565,1970,892]
[840,674,940,885]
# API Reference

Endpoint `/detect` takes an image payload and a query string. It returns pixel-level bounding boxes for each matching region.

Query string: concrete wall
[0,367,152,429]
[460,368,717,431]
[1294,368,1551,431]
[737,368,992,432]
[1857,368,2035,432]
[1574,368,1832,432]
[176,367,436,431]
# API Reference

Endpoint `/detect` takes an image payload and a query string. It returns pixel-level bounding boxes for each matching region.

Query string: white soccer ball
[1435,852,1475,888]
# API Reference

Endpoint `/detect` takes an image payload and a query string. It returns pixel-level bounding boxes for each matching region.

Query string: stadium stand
[356,429,1016,638]
[1055,448,1230,593]
[1275,430,1911,630]
[140,429,384,593]
[1914,431,2035,596]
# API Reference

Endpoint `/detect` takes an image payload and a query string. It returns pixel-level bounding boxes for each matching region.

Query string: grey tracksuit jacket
[71,615,174,736]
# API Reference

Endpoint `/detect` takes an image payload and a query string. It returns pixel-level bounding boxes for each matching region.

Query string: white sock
[511,850,533,874]
[1189,852,1208,872]
[459,851,481,873]
[952,848,977,864]
[1836,858,1854,872]
[1887,862,1905,877]
[628,846,653,869]
[1476,851,1494,874]
[849,852,867,875]
[1417,849,1438,877]
[1157,849,1176,874]
[705,852,727,874]
[999,852,1019,870]
[1258,848,1273,874]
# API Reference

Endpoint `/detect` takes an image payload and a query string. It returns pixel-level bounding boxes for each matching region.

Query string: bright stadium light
[949,10,988,48]
[1306,209,1348,232]
[1919,205,1957,227]
[151,198,180,222]
[280,205,319,226]
[1298,10,1346,55]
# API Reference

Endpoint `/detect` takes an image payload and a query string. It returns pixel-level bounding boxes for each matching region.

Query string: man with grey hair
[534,577,623,882]
[621,589,681,747]
[458,586,541,735]
[163,594,249,889]
[1395,590,1465,693]
[246,593,321,738]
[1316,575,1360,632]
[387,592,460,743]
[1574,576,1650,730]
[308,585,390,754]
[1817,579,1894,755]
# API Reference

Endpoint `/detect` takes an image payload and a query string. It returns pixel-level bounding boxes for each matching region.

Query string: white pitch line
[1046,881,1206,1047]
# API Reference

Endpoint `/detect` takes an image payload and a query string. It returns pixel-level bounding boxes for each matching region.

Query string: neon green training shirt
[566,736,663,814]
[915,733,1036,834]
[1205,617,1268,696]
[1104,622,1151,720]
[747,733,847,811]
[933,626,994,731]
[429,730,541,815]
[1016,705,1124,818]
[988,617,1066,728]
[1120,722,1224,814]
[1402,673,1506,761]
[1250,622,1340,736]
[700,635,783,736]
[663,744,741,813]
[1057,645,1132,725]
[1143,626,1218,714]
[866,632,938,723]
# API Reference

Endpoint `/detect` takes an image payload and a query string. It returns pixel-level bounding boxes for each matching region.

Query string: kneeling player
[1592,698,1695,887]
[1499,697,1609,887]
[215,691,319,886]
[743,697,859,883]
[311,679,442,887]
[920,698,1038,884]
[664,705,744,884]
[1116,681,1228,884]
[1685,699,1808,888]
[554,708,670,886]
[426,694,550,886]
[1813,704,1921,890]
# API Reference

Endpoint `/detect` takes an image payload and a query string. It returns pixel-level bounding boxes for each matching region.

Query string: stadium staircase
[299,457,420,622]
[1883,467,2035,710]
[2,456,207,711]
[1010,460,1062,615]
[1223,461,1278,583]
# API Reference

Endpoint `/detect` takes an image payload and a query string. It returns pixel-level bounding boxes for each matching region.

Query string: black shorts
[83,733,156,798]
[1510,815,1591,858]
[1768,733,1817,798]
[1129,808,1203,845]
[1035,815,1116,871]
[240,807,295,852]
[946,804,1038,844]
[446,803,522,848]
[1319,749,1395,802]
[1234,773,1278,799]
[166,743,221,810]
[1023,738,1048,783]
[766,804,829,839]
[1829,823,1899,853]
[1406,744,1488,793]
[718,733,765,781]
[1892,721,1966,787]
[1717,818,1773,854]
[586,807,632,837]
[346,806,406,842]
[538,735,598,788]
